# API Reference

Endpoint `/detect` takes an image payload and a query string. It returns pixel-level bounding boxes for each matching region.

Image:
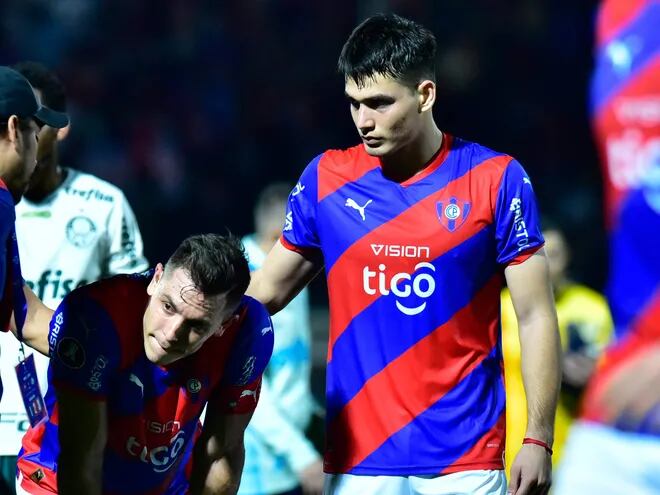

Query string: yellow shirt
[501,284,613,477]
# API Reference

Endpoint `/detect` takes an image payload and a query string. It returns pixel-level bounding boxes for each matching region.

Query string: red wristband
[522,437,553,455]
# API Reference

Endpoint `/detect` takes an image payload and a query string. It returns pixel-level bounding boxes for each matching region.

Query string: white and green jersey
[0,167,148,455]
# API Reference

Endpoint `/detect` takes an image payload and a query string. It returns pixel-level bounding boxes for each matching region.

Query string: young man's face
[142,264,237,366]
[345,73,425,157]
[2,116,40,203]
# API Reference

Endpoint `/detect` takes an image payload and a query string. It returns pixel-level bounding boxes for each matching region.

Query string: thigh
[324,474,408,495]
[410,470,507,495]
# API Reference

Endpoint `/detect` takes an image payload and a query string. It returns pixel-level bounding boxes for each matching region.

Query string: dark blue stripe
[351,345,505,474]
[590,3,660,116]
[326,225,498,421]
[319,139,504,273]
[608,187,660,338]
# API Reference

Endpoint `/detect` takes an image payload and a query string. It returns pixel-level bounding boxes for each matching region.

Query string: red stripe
[326,154,511,360]
[596,0,648,47]
[86,278,148,369]
[506,244,544,266]
[325,275,502,472]
[399,134,452,187]
[442,411,506,474]
[317,146,380,202]
[581,290,660,422]
[0,178,7,191]
[593,57,660,225]
[279,235,316,256]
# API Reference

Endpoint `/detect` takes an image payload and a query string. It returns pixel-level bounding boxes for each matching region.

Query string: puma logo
[129,373,144,397]
[345,198,373,221]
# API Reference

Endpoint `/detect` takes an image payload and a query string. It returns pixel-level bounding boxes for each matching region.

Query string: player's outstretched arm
[56,388,107,495]
[505,249,561,495]
[9,284,52,356]
[247,240,322,315]
[189,408,253,495]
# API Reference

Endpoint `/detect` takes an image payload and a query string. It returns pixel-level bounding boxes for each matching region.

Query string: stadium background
[0,0,604,397]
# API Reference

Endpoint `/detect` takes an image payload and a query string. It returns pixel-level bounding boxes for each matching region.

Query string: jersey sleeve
[494,159,545,265]
[281,154,322,253]
[48,292,121,400]
[105,191,149,275]
[210,298,274,415]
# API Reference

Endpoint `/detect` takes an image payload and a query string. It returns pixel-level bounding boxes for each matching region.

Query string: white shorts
[324,470,507,495]
[554,421,660,495]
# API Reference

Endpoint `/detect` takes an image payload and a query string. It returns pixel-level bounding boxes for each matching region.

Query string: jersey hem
[279,236,317,256]
[326,459,504,476]
[503,243,544,266]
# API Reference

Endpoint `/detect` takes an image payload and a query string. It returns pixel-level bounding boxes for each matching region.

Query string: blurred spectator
[502,223,613,477]
[239,183,323,495]
[554,1,660,493]
[0,62,148,495]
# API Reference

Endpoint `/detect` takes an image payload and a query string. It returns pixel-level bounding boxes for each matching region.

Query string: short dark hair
[337,13,436,88]
[166,234,250,309]
[12,61,67,112]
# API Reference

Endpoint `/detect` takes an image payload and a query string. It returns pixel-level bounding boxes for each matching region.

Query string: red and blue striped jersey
[17,272,273,494]
[281,135,544,475]
[581,176,660,434]
[591,0,660,339]
[582,0,660,437]
[591,0,660,229]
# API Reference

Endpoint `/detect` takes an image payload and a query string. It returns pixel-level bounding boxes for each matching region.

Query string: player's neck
[23,154,66,203]
[380,124,443,183]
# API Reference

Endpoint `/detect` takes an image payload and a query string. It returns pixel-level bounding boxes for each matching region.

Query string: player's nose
[357,107,375,132]
[162,319,185,345]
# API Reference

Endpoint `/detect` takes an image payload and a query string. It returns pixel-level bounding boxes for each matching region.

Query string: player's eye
[162,301,174,313]
[348,99,359,110]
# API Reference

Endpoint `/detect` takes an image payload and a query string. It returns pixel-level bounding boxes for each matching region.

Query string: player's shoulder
[68,270,152,321]
[238,295,272,332]
[452,136,515,175]
[319,144,378,173]
[60,168,128,205]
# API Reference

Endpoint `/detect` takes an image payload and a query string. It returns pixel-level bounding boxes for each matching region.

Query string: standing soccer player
[0,65,68,399]
[17,234,274,495]
[0,61,149,493]
[248,13,561,495]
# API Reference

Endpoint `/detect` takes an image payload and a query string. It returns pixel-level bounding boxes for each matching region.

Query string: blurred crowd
[0,0,604,285]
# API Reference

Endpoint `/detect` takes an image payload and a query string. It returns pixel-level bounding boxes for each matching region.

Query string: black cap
[0,66,68,129]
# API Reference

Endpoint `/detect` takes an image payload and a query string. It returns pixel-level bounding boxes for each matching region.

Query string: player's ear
[147,263,165,296]
[56,124,70,142]
[6,115,20,147]
[417,80,436,113]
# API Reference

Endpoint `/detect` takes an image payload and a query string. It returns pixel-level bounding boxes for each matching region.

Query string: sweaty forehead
[162,268,219,314]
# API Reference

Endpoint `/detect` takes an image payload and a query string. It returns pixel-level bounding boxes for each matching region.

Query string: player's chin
[145,336,178,365]
[361,140,390,156]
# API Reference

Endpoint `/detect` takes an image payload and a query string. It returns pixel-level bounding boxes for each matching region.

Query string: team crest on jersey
[66,215,97,248]
[57,337,86,369]
[436,197,471,232]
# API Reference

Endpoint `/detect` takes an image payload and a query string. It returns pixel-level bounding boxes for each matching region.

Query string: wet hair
[165,234,250,308]
[337,13,436,88]
[13,61,67,112]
